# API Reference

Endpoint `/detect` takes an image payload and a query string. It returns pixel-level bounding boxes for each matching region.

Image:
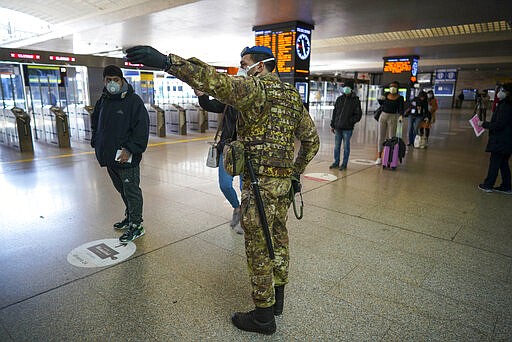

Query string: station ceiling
[1,0,511,75]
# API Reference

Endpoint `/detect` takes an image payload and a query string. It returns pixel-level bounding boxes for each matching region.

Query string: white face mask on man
[389,87,398,94]
[497,90,507,100]
[236,57,275,77]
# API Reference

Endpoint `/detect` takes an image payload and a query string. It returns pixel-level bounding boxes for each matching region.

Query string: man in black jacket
[91,65,150,242]
[329,81,362,170]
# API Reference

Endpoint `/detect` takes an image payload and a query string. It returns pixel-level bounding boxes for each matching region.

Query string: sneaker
[113,217,130,230]
[230,207,241,227]
[232,223,244,234]
[375,158,382,165]
[477,184,493,193]
[119,223,145,242]
[329,163,339,169]
[493,186,512,194]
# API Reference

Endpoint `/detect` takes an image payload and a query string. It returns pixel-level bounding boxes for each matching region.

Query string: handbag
[205,105,227,168]
[374,106,383,121]
[414,134,421,148]
[206,143,219,168]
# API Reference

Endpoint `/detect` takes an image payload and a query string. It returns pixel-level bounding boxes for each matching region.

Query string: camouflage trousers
[240,174,292,308]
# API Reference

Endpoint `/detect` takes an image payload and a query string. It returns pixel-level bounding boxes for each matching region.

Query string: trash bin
[50,106,71,148]
[11,107,34,152]
[151,105,166,137]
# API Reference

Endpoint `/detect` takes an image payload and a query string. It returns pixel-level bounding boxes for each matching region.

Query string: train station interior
[1,0,512,340]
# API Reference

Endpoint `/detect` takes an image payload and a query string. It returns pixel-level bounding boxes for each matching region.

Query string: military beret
[240,46,275,58]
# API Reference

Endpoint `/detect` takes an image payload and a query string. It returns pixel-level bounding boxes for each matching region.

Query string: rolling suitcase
[382,121,405,170]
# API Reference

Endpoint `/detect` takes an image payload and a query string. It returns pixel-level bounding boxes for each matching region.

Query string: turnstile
[49,106,71,148]
[0,107,34,152]
[164,104,187,135]
[151,105,166,137]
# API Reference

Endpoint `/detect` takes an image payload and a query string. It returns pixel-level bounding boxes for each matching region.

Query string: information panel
[383,56,419,83]
[254,22,313,77]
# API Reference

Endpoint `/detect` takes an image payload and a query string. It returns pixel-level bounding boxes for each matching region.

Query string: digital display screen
[383,58,413,74]
[10,52,41,60]
[124,62,143,67]
[254,26,311,75]
[383,56,420,83]
[49,55,76,62]
[255,30,294,73]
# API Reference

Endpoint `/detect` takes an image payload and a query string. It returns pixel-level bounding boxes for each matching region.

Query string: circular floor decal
[304,173,338,182]
[67,238,136,268]
[350,159,376,165]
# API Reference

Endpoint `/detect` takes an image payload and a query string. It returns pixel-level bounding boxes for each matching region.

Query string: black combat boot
[231,307,276,335]
[273,285,285,316]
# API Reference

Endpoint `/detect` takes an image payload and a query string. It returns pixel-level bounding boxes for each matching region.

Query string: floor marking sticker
[350,159,375,165]
[304,173,338,182]
[67,238,136,268]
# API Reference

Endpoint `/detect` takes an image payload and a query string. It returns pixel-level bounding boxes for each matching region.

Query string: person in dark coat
[406,91,430,147]
[329,80,362,170]
[91,65,150,241]
[477,83,512,194]
[194,89,243,234]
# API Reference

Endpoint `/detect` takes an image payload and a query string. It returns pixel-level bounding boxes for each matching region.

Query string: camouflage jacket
[168,54,319,177]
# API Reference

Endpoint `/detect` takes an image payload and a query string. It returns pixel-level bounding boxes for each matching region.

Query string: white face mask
[106,81,122,94]
[497,90,507,100]
[237,57,275,77]
[427,94,433,99]
[389,87,398,94]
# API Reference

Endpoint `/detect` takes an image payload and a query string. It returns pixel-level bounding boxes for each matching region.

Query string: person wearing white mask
[329,80,362,170]
[477,83,512,194]
[91,65,150,242]
[375,81,404,164]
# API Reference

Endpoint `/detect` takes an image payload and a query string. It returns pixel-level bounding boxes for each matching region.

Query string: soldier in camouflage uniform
[126,45,319,335]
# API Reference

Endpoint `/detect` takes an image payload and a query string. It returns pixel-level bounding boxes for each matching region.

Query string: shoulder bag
[206,105,227,168]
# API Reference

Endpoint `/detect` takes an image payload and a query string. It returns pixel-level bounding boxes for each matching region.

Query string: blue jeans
[218,153,242,208]
[408,116,422,145]
[333,129,353,167]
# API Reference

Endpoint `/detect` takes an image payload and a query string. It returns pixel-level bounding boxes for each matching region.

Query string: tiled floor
[0,107,511,341]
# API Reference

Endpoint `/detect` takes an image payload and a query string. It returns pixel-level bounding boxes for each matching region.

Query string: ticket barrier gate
[151,105,166,137]
[49,107,71,148]
[196,105,208,133]
[67,105,93,142]
[0,107,34,152]
[147,105,157,136]
[82,106,94,142]
[185,104,200,132]
[164,104,187,135]
[208,111,219,130]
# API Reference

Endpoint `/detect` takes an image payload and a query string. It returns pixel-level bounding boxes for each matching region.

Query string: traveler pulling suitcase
[382,121,406,170]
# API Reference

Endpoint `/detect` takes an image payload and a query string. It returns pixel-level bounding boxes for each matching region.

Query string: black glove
[291,174,301,194]
[125,46,170,69]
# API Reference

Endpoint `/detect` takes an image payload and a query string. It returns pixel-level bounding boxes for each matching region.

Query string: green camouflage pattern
[240,175,291,308]
[167,53,319,308]
[168,54,319,177]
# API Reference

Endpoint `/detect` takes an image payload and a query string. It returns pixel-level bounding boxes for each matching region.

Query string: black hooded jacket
[91,83,149,168]
[197,95,238,153]
[330,93,362,130]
